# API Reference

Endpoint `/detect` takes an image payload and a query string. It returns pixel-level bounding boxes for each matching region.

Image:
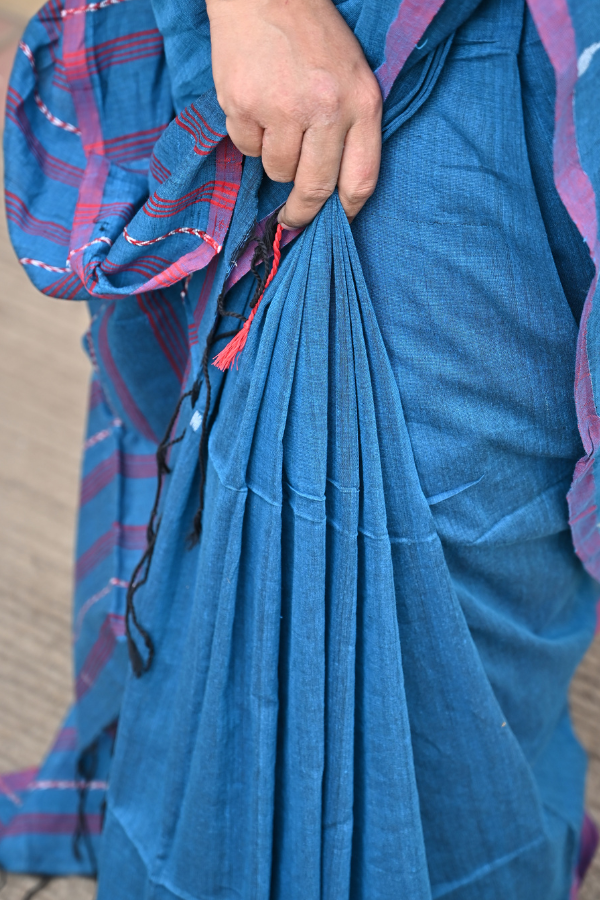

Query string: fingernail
[277,207,293,230]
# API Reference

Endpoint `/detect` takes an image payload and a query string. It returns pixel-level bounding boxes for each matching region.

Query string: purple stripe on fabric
[51,726,78,752]
[75,522,146,582]
[67,28,163,78]
[76,522,118,582]
[6,88,83,187]
[568,451,600,574]
[206,137,243,247]
[374,0,446,100]
[6,191,70,245]
[129,240,218,291]
[63,0,104,157]
[89,377,104,410]
[80,450,118,504]
[189,255,217,345]
[222,215,300,298]
[69,153,110,267]
[527,0,600,578]
[76,613,125,699]
[80,450,157,506]
[123,452,157,479]
[571,813,599,897]
[0,812,102,838]
[97,305,158,442]
[0,769,38,795]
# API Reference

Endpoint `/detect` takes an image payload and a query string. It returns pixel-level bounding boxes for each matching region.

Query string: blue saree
[2,0,600,896]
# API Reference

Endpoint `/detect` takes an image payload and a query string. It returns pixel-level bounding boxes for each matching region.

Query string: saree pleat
[95,189,569,897]
[3,0,600,889]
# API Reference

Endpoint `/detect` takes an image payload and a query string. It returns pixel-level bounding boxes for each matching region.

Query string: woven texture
[2,0,600,895]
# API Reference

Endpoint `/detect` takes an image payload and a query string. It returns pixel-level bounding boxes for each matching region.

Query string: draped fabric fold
[98,197,563,899]
[2,0,600,894]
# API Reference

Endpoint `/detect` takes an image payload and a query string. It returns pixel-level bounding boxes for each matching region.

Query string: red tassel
[213,223,283,371]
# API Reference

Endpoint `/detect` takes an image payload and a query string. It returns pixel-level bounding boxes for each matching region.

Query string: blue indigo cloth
[2,0,600,896]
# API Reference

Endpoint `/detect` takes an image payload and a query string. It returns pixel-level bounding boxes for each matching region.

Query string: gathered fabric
[1,0,600,896]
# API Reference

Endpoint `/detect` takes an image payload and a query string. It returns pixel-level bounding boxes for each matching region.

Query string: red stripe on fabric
[149,153,170,184]
[145,180,238,217]
[102,125,167,149]
[74,200,136,227]
[52,61,69,92]
[46,271,85,299]
[176,106,225,155]
[6,191,70,245]
[375,0,446,99]
[64,29,163,77]
[120,242,216,292]
[96,305,159,442]
[6,89,83,187]
[37,0,63,44]
[80,124,169,166]
[527,0,600,576]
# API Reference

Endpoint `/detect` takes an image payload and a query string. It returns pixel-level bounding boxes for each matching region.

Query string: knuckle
[298,183,336,206]
[358,78,383,119]
[344,178,377,207]
[360,83,383,119]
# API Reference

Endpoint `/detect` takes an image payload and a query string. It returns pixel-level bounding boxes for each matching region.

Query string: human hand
[206,0,382,227]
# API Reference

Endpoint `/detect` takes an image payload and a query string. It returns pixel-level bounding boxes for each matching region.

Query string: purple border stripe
[526,0,600,578]
[76,614,125,700]
[375,0,447,100]
[1,812,102,838]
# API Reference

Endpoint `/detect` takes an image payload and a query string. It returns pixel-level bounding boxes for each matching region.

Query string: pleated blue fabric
[99,190,591,898]
[96,4,599,894]
[3,0,600,893]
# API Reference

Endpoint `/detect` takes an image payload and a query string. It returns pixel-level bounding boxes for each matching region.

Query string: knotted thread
[125,386,192,675]
[213,223,283,371]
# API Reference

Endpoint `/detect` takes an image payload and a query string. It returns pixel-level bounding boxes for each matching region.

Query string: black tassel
[124,386,193,676]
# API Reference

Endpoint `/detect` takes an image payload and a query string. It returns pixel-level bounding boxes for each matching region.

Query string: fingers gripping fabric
[99,197,555,899]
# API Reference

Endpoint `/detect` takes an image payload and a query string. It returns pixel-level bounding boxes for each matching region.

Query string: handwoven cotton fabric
[2,0,600,896]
